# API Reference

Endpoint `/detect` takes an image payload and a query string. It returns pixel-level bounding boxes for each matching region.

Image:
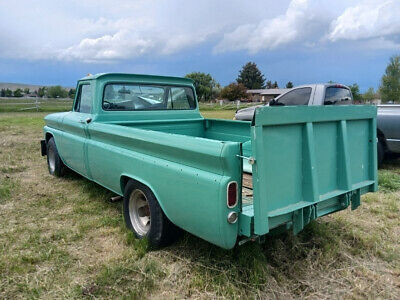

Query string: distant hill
[0,82,73,91]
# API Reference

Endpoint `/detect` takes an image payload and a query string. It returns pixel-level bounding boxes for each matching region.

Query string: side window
[74,84,92,113]
[277,88,312,106]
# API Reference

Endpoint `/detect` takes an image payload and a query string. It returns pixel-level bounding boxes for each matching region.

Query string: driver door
[59,82,93,177]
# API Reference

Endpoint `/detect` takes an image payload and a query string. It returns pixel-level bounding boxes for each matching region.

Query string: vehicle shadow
[158,216,365,296]
[381,153,400,170]
[63,169,121,210]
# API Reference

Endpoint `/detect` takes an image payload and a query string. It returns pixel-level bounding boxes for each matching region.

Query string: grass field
[0,110,399,299]
[0,98,73,113]
[0,98,257,114]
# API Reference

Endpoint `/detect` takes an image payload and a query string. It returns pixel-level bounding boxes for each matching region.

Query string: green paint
[43,73,378,249]
[250,105,378,236]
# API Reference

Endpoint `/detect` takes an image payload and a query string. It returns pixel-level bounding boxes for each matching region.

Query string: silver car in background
[234,83,353,121]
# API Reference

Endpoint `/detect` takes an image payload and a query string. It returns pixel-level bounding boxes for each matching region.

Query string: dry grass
[202,110,236,119]
[0,111,399,299]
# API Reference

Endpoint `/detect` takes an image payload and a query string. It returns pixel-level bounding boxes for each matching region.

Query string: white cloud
[0,0,288,62]
[57,18,211,62]
[0,0,399,63]
[328,0,400,42]
[58,30,154,62]
[214,0,315,53]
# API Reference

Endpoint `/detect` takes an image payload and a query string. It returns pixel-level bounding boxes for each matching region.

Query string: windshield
[324,87,352,105]
[103,83,196,111]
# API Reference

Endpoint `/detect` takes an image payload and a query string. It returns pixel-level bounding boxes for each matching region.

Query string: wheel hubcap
[48,147,55,173]
[129,189,150,236]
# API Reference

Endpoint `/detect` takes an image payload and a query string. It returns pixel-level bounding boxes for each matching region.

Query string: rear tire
[377,140,384,168]
[46,137,65,177]
[123,180,181,248]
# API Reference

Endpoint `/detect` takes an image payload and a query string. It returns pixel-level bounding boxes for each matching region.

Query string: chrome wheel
[129,189,151,236]
[48,147,56,173]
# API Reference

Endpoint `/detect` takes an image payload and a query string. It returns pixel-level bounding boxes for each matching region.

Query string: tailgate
[248,105,377,236]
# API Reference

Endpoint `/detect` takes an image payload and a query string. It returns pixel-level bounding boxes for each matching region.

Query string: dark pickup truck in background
[235,84,400,166]
[377,105,400,165]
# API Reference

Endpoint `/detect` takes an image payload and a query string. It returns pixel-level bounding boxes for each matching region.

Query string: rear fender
[119,141,242,250]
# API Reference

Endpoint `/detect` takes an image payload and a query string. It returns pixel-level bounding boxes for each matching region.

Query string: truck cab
[271,83,353,106]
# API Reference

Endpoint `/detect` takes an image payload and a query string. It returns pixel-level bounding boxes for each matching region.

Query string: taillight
[227,181,238,208]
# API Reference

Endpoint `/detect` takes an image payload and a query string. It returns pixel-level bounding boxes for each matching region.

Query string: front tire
[46,137,65,177]
[123,180,180,248]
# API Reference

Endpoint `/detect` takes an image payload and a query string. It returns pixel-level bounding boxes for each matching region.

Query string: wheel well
[45,132,54,143]
[120,175,130,194]
[120,176,158,204]
[120,176,149,195]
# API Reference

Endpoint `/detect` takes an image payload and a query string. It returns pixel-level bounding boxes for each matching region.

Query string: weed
[378,170,400,191]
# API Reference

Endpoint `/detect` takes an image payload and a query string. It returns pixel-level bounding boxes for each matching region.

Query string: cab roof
[79,72,194,86]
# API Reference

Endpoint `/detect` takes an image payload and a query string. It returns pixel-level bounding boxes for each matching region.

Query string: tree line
[185,62,292,102]
[185,55,400,102]
[2,56,399,102]
[0,86,76,99]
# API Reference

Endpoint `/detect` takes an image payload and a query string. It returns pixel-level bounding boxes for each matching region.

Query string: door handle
[79,118,92,124]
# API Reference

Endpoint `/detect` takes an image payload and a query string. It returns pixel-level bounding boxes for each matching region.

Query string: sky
[0,0,400,91]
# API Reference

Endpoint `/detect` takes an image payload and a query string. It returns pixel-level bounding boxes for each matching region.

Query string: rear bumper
[238,183,374,238]
[40,140,46,156]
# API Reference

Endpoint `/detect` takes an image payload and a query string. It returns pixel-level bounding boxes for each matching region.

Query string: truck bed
[114,118,252,143]
[93,105,377,244]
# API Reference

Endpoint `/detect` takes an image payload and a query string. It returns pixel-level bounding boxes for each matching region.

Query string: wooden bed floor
[242,173,253,205]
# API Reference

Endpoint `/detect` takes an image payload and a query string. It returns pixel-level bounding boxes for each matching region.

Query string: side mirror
[269,99,284,106]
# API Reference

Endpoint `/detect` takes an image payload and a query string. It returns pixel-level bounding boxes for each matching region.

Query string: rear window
[324,87,352,105]
[102,83,196,111]
[277,88,311,106]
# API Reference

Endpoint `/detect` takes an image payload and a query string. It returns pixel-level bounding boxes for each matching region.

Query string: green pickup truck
[41,73,378,249]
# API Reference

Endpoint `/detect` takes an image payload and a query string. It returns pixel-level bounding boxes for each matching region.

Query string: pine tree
[286,81,293,88]
[237,62,266,89]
